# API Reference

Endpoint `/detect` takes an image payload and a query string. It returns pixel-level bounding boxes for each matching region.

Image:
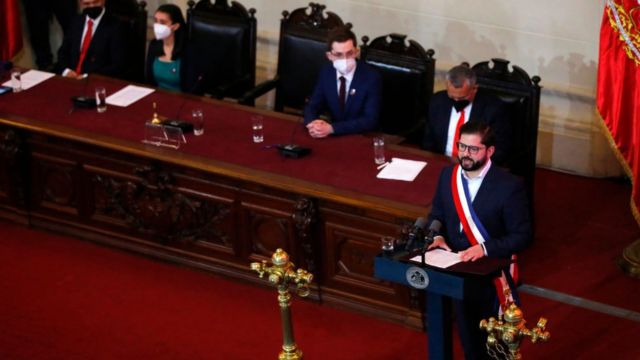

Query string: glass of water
[192,109,204,136]
[373,137,386,165]
[10,69,22,93]
[95,86,107,113]
[251,114,264,143]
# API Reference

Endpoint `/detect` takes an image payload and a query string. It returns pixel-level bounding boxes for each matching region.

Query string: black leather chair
[185,0,257,100]
[239,3,349,114]
[106,0,147,82]
[360,33,435,143]
[471,58,542,204]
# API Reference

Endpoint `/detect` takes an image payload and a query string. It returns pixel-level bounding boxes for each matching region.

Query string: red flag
[597,0,640,225]
[0,0,23,60]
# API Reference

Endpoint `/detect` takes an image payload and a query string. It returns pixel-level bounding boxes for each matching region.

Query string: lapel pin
[350,88,356,96]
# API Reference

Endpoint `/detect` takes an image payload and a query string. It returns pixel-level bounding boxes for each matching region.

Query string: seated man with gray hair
[423,65,511,165]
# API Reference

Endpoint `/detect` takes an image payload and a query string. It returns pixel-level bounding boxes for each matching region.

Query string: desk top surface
[0,73,450,217]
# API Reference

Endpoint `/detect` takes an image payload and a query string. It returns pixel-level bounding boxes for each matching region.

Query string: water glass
[251,115,264,143]
[373,137,386,165]
[192,109,204,136]
[95,87,107,113]
[10,69,22,93]
[381,236,395,255]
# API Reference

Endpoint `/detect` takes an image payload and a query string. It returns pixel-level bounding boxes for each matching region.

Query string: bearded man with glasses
[303,26,382,138]
[426,121,532,360]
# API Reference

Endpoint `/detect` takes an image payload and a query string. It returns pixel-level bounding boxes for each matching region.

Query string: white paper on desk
[376,157,427,181]
[410,249,461,269]
[105,85,155,107]
[2,69,55,90]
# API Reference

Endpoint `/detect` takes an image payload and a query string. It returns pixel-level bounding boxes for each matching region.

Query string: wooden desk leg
[426,293,453,360]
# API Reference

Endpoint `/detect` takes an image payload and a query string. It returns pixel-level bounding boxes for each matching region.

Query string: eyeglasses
[330,49,357,59]
[456,141,485,155]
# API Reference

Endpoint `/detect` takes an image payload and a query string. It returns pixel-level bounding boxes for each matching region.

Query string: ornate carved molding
[0,129,28,207]
[94,164,231,244]
[292,197,317,273]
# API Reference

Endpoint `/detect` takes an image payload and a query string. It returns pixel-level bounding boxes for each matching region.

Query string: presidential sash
[450,164,519,311]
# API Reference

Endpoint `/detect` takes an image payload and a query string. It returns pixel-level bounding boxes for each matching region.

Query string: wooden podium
[374,253,508,360]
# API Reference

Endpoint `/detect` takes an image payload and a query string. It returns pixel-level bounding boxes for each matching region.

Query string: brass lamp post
[250,248,313,360]
[479,303,550,359]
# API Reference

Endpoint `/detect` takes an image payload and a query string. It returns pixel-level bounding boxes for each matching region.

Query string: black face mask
[83,6,103,20]
[452,99,470,112]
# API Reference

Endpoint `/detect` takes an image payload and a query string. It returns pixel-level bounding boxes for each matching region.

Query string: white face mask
[333,58,356,75]
[154,23,172,40]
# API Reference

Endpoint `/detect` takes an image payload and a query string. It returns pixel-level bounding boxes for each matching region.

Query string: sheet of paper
[105,85,155,107]
[376,157,427,181]
[2,69,55,90]
[410,248,461,269]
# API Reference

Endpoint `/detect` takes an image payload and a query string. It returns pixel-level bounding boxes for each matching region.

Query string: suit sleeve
[423,93,444,152]
[483,179,532,258]
[427,168,450,241]
[331,68,382,135]
[303,69,329,126]
[100,19,127,78]
[56,22,76,74]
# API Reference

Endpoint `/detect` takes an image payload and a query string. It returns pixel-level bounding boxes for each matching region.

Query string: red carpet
[0,222,436,359]
[2,168,640,359]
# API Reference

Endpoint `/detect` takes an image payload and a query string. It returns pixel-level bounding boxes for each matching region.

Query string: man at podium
[427,121,532,359]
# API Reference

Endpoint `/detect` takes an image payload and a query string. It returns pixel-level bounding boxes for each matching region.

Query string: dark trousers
[454,281,498,360]
[21,0,77,69]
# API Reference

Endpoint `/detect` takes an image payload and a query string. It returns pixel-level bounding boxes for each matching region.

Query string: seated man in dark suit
[57,0,126,79]
[423,65,511,165]
[427,121,532,360]
[303,26,382,138]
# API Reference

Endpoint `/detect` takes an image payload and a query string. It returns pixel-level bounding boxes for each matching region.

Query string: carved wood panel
[30,151,80,216]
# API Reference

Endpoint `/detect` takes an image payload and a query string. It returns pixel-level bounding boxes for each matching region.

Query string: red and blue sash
[450,164,519,311]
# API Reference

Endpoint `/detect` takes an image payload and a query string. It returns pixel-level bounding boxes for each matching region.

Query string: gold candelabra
[479,303,550,359]
[250,249,313,360]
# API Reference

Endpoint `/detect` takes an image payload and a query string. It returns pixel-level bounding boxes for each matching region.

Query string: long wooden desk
[0,74,449,327]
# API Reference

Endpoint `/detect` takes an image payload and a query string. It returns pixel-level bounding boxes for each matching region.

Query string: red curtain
[0,0,23,60]
[597,0,640,224]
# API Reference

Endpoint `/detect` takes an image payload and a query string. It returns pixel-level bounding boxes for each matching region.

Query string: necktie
[338,76,346,111]
[75,19,94,74]
[451,110,465,158]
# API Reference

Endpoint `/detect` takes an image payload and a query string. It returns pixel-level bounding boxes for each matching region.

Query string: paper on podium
[2,69,55,90]
[376,157,427,181]
[410,249,462,269]
[106,85,155,107]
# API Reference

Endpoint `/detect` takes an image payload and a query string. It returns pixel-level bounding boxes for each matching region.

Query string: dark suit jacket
[57,12,126,78]
[423,90,511,165]
[427,163,531,359]
[427,164,531,258]
[303,61,382,136]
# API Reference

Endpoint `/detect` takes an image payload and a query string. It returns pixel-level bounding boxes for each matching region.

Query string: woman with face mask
[145,4,186,91]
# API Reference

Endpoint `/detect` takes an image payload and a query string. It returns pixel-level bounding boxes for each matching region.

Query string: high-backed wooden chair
[185,0,257,100]
[106,0,147,82]
[239,3,349,113]
[360,33,435,143]
[472,58,542,204]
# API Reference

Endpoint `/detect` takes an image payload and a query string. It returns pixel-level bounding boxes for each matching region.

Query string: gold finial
[480,303,550,359]
[251,249,313,360]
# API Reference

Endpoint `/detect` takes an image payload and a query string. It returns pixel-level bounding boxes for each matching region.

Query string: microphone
[158,74,205,133]
[405,217,428,251]
[276,120,311,158]
[69,75,95,114]
[424,220,442,247]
